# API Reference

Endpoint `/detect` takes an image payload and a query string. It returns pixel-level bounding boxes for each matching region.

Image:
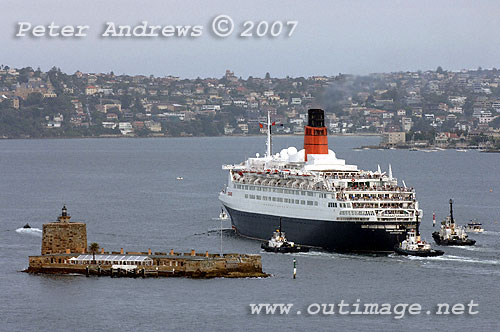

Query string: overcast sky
[1,0,500,78]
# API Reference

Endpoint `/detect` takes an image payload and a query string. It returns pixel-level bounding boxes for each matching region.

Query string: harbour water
[1,136,499,331]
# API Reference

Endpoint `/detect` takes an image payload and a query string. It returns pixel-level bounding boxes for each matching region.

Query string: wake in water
[280,250,384,262]
[483,230,500,236]
[448,245,499,253]
[405,254,499,266]
[15,227,42,237]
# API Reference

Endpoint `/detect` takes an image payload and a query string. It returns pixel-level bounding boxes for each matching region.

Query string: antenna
[449,199,454,224]
[266,111,272,159]
[220,215,223,257]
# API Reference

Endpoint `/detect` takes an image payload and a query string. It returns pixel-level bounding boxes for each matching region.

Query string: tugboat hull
[394,246,444,257]
[432,232,476,246]
[261,242,309,253]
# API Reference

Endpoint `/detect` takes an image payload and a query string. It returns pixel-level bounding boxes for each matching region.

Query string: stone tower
[41,206,87,255]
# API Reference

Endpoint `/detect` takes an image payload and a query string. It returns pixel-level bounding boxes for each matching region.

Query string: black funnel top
[449,199,454,223]
[307,109,325,127]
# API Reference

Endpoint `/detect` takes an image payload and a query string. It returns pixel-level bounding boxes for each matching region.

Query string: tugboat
[395,213,444,256]
[432,199,476,246]
[465,220,484,233]
[23,223,31,229]
[261,218,309,253]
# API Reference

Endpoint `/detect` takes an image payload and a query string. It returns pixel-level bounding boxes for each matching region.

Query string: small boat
[432,199,476,246]
[23,223,31,229]
[395,230,444,257]
[456,149,467,152]
[465,221,484,233]
[395,213,444,257]
[219,209,229,220]
[261,218,309,253]
[176,177,184,180]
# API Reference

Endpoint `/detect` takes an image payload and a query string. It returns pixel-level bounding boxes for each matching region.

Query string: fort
[26,206,268,278]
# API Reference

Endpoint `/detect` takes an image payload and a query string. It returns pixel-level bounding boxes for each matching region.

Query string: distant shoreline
[0,132,382,140]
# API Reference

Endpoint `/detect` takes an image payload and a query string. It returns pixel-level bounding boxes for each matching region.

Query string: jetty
[25,206,268,279]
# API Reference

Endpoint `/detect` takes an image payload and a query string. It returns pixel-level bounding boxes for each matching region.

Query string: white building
[119,122,134,135]
[102,122,117,129]
[401,117,413,132]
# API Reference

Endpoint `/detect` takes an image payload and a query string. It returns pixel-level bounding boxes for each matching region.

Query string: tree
[119,94,133,109]
[436,66,444,74]
[89,242,100,264]
[25,92,43,106]
[489,116,500,129]
[18,67,34,83]
[365,95,375,104]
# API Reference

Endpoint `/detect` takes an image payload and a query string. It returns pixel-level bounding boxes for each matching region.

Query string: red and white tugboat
[432,199,476,246]
[395,212,444,257]
[261,218,309,253]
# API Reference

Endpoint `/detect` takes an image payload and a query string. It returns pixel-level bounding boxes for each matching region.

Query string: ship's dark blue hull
[225,206,415,253]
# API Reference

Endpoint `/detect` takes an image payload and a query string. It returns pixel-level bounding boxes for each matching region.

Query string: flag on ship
[259,122,282,127]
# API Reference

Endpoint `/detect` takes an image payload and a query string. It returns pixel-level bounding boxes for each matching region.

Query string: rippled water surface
[1,136,499,331]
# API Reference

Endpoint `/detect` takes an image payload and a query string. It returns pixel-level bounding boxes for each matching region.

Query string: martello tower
[41,206,87,255]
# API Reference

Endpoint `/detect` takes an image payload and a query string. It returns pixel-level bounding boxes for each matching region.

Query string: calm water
[0,136,499,332]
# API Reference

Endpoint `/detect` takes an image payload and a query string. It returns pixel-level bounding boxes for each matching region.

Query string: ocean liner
[219,109,420,252]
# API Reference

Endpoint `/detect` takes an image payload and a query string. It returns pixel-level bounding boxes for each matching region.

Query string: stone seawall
[26,253,268,279]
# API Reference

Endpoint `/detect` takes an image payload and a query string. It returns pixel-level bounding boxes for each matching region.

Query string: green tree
[89,242,100,264]
[25,92,43,106]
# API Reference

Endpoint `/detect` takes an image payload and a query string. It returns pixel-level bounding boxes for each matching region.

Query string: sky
[1,0,500,78]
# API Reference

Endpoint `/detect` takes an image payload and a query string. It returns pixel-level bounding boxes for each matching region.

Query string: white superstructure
[220,147,419,227]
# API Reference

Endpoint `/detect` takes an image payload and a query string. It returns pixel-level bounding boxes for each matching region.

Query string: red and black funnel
[304,109,328,161]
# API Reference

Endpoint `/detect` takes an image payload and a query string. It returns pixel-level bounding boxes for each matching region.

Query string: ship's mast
[266,111,272,159]
[415,211,420,241]
[449,199,454,223]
